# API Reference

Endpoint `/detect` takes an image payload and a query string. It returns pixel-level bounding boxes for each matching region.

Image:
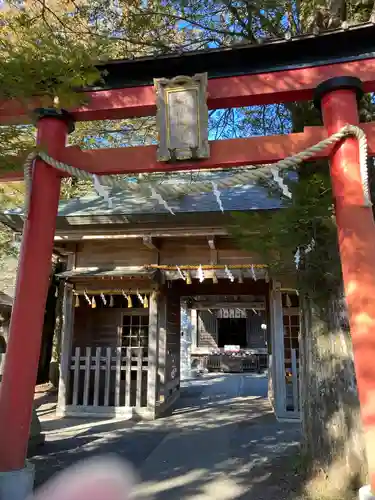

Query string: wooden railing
[205,352,268,373]
[69,346,148,408]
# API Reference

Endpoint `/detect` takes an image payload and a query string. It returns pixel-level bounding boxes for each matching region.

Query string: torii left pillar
[0,109,74,500]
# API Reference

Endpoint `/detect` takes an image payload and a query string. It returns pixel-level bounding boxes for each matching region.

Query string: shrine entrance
[217,317,247,348]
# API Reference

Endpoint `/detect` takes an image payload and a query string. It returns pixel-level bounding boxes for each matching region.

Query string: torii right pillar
[314,77,375,497]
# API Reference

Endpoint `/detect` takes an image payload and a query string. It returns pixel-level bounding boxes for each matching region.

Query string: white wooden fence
[68,346,149,409]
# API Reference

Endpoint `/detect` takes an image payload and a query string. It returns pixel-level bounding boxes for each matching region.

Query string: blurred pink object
[32,456,137,500]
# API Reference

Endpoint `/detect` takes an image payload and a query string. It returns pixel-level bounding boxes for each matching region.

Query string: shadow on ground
[32,373,303,500]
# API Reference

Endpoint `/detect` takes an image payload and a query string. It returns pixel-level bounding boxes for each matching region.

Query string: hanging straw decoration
[84,291,91,306]
[238,272,244,284]
[122,290,129,307]
[143,295,149,308]
[91,296,97,309]
[109,295,114,307]
[286,294,292,307]
[100,293,107,306]
[123,291,133,308]
[74,295,80,308]
[197,264,205,283]
[251,265,257,281]
[176,265,186,281]
[212,272,218,284]
[186,272,192,285]
[137,289,144,306]
[93,174,113,208]
[151,290,157,300]
[225,266,234,282]
[294,248,301,269]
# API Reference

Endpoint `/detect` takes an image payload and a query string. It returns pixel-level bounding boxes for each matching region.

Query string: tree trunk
[300,293,367,496]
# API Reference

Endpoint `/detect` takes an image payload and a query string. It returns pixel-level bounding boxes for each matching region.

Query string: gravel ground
[32,373,304,499]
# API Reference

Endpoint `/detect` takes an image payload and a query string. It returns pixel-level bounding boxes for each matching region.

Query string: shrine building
[2,169,300,421]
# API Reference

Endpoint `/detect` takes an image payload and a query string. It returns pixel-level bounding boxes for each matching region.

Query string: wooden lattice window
[121,312,149,349]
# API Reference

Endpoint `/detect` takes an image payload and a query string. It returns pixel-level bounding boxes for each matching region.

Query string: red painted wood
[1,59,375,124]
[1,123,375,181]
[322,89,375,490]
[55,128,331,175]
[0,117,68,471]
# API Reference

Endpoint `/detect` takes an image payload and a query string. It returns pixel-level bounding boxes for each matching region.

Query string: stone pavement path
[31,373,303,500]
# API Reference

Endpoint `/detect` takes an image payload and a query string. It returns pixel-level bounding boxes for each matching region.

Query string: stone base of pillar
[28,405,45,456]
[0,462,35,500]
[359,485,375,500]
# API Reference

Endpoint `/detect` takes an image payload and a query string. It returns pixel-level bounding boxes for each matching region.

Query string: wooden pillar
[56,269,75,417]
[147,291,159,415]
[0,109,74,471]
[191,309,198,350]
[157,293,167,404]
[269,281,286,418]
[316,77,375,491]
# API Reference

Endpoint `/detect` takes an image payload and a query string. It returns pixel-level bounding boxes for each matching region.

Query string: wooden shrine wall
[73,307,121,348]
[74,237,261,268]
[196,309,267,350]
[75,240,158,268]
[197,310,218,348]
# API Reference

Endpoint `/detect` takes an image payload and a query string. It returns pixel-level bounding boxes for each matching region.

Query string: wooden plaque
[154,73,209,162]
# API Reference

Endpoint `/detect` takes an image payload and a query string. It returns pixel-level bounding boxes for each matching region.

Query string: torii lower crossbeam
[2,123,375,181]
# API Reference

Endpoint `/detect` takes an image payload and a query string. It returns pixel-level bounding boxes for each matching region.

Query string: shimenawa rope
[22,124,370,215]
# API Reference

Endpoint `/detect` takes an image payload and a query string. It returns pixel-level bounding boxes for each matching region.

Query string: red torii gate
[1,24,375,495]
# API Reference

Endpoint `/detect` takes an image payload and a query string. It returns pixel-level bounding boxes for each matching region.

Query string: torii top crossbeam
[0,22,375,500]
[1,22,375,124]
[1,24,375,182]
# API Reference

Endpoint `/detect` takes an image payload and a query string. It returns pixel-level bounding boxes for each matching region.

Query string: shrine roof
[1,169,285,228]
[91,23,375,90]
[55,174,284,218]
